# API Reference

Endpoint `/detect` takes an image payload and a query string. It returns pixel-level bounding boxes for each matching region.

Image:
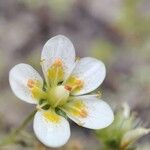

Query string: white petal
[70,57,106,95]
[9,63,43,104]
[63,95,114,129]
[41,35,76,80]
[33,111,70,148]
[121,128,150,149]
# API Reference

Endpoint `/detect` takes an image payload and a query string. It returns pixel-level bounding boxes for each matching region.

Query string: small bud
[121,128,150,149]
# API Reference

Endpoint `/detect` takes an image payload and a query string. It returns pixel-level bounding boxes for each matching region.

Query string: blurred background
[0,0,150,150]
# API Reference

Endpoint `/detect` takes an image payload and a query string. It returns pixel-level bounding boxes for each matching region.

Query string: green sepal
[55,108,67,119]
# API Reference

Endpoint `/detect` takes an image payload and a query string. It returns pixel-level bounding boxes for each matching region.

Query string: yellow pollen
[43,111,60,123]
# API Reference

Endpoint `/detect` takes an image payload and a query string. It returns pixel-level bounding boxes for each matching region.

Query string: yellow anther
[54,59,63,67]
[47,59,64,86]
[65,76,84,93]
[64,85,72,92]
[75,79,84,86]
[27,79,46,100]
[27,79,36,89]
[79,109,88,118]
[63,100,88,118]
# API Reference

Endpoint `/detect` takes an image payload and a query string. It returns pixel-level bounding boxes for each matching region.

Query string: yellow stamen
[64,85,72,91]
[27,79,36,89]
[63,100,88,118]
[54,59,63,66]
[47,59,64,86]
[31,87,47,100]
[27,79,46,100]
[80,109,88,118]
[65,76,84,93]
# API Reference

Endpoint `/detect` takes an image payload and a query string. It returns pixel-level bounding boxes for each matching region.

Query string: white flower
[9,35,114,148]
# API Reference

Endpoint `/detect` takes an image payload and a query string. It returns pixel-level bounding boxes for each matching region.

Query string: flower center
[47,85,70,107]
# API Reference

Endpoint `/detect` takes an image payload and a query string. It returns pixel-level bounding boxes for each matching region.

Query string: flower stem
[0,110,37,147]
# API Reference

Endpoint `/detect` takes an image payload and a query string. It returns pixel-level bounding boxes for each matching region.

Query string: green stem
[0,110,37,147]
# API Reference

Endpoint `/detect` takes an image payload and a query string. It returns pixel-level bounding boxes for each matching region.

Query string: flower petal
[62,95,114,129]
[67,57,106,95]
[121,128,150,149]
[41,35,76,81]
[33,111,70,148]
[9,63,43,104]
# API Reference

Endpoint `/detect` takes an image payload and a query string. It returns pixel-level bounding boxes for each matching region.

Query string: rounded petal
[41,35,76,80]
[63,95,114,129]
[69,57,106,95]
[9,63,43,104]
[33,111,70,148]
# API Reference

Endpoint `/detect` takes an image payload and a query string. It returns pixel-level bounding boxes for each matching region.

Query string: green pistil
[47,85,70,107]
